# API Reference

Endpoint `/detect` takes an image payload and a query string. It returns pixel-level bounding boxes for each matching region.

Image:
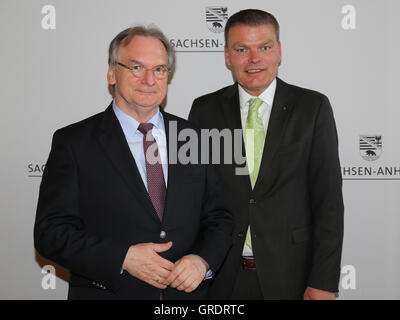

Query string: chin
[135,97,159,106]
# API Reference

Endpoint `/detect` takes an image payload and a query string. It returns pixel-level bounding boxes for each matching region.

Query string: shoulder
[192,84,237,106]
[278,79,336,127]
[189,84,237,124]
[279,78,330,106]
[52,109,105,144]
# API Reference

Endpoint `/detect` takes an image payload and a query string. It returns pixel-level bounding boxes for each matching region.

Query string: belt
[241,257,256,270]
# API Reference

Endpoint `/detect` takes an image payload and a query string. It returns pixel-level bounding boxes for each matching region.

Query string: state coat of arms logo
[206,7,228,33]
[359,135,382,161]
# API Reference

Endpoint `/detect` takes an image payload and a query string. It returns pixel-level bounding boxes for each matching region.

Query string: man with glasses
[34,26,233,300]
[189,9,344,300]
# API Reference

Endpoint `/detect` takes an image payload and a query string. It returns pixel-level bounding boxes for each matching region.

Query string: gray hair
[108,25,176,77]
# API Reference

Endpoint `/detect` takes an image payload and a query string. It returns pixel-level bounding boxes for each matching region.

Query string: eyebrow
[129,59,168,68]
[129,59,142,64]
[261,40,274,46]
[233,40,275,47]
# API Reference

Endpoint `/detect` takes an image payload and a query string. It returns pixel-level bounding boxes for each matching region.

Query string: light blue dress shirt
[112,100,168,189]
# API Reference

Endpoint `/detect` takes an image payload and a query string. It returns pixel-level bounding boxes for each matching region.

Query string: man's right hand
[122,241,174,289]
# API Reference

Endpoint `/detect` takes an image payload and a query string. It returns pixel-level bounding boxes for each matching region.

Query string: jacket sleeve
[307,95,344,292]
[190,161,234,274]
[34,130,130,292]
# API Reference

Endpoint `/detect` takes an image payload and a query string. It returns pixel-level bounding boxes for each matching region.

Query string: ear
[277,40,282,61]
[107,66,117,86]
[277,40,283,66]
[224,46,231,68]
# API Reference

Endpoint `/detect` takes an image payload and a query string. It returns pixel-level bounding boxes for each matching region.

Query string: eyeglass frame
[116,62,170,80]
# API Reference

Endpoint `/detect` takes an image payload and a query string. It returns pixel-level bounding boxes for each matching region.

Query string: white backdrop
[1,0,399,299]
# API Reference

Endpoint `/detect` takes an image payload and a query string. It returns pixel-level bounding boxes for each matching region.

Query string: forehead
[118,35,168,64]
[227,23,278,46]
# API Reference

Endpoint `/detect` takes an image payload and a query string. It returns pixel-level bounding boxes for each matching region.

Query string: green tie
[244,97,265,250]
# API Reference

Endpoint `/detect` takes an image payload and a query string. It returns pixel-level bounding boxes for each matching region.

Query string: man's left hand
[304,286,336,300]
[166,254,209,293]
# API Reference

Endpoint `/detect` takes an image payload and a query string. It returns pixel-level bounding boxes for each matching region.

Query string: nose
[249,49,261,63]
[142,69,156,85]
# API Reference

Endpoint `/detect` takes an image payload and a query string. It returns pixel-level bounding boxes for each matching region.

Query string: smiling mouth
[246,69,265,74]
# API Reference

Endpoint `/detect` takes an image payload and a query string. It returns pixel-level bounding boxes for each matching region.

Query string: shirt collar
[238,77,277,110]
[112,99,165,137]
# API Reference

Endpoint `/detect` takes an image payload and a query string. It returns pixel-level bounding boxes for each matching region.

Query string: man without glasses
[189,9,344,300]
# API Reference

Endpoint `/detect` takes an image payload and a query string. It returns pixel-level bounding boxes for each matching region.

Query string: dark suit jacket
[189,78,344,299]
[34,103,233,300]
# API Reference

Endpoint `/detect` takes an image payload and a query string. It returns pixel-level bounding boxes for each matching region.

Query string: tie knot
[248,97,263,112]
[138,122,154,135]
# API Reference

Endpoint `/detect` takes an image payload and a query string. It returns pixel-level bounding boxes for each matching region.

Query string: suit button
[249,198,256,204]
[160,231,166,239]
[238,232,244,238]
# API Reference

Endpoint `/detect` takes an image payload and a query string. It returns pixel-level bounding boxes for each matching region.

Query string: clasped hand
[122,241,209,293]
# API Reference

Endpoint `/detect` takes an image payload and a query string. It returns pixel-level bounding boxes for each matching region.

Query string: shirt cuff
[204,269,213,280]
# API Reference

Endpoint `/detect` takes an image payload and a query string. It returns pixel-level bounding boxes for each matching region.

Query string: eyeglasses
[117,62,170,80]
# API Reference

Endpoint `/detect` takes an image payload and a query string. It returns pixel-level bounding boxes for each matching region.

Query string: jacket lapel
[160,110,176,224]
[98,103,160,223]
[253,78,295,192]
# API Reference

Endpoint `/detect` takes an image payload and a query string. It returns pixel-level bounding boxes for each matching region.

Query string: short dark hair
[224,9,280,45]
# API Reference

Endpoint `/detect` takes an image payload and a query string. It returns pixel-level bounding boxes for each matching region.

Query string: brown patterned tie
[138,123,166,221]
